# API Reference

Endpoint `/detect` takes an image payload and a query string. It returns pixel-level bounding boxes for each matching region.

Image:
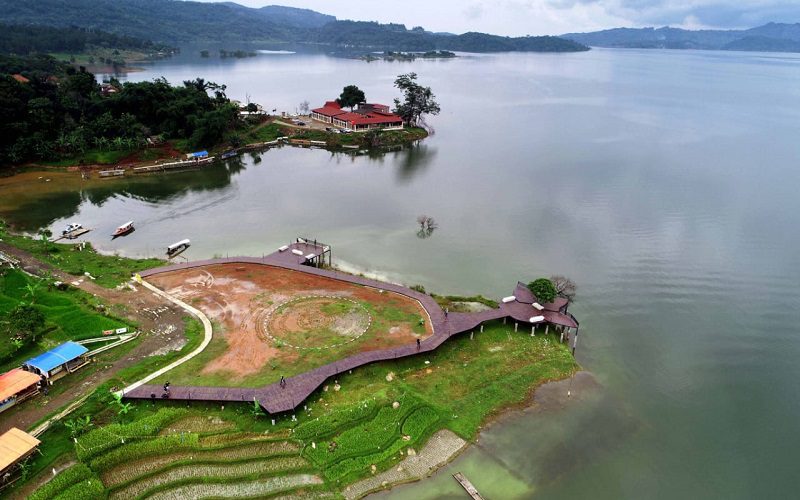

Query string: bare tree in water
[550,275,577,302]
[416,215,438,239]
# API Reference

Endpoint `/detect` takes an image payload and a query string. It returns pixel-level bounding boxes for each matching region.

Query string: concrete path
[116,279,213,396]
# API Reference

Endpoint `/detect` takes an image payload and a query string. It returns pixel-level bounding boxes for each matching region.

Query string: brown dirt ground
[149,263,433,379]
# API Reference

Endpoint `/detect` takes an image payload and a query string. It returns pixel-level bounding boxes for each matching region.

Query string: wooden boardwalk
[124,242,578,414]
[453,472,484,500]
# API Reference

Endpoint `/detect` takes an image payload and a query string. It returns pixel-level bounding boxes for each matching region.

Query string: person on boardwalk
[416,338,421,349]
[280,375,286,388]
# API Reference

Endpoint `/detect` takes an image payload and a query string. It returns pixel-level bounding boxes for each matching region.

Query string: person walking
[416,338,421,349]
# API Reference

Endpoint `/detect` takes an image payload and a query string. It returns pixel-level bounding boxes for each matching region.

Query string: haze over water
[7,48,800,498]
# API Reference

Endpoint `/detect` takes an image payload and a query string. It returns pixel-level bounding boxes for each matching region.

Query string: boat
[62,223,83,236]
[220,150,238,159]
[112,221,134,237]
[166,239,191,257]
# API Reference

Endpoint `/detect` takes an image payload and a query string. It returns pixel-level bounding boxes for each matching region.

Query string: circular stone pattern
[263,295,372,350]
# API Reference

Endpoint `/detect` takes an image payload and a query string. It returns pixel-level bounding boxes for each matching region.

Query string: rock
[407,448,416,456]
[392,401,400,409]
[323,385,329,392]
[371,464,377,474]
[402,435,411,441]
[424,360,430,365]
[334,384,341,392]
[386,372,394,382]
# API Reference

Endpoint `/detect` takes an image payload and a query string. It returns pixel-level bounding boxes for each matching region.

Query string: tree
[298,100,310,115]
[527,278,557,304]
[37,228,52,251]
[336,85,365,110]
[550,275,577,302]
[65,415,92,438]
[393,73,440,128]
[6,304,45,343]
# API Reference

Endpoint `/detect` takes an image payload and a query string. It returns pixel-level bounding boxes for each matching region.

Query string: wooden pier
[51,228,91,242]
[453,472,484,499]
[133,157,215,174]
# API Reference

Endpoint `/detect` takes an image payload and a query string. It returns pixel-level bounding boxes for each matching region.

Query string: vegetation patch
[0,267,129,369]
[0,224,164,288]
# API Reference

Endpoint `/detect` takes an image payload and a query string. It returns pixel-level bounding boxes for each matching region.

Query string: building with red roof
[311,100,403,131]
[11,74,29,84]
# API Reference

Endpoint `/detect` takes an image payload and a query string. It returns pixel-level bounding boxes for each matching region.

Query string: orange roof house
[0,427,40,478]
[11,74,29,84]
[0,369,41,414]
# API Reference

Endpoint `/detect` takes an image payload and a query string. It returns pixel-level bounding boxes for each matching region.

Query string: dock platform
[51,228,91,242]
[453,472,484,500]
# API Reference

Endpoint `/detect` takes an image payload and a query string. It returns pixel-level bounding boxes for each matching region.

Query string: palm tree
[112,137,126,151]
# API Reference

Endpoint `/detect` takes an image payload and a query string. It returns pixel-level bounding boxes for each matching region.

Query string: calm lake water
[6,48,800,498]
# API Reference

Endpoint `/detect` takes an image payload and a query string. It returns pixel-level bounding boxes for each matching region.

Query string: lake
[4,47,800,499]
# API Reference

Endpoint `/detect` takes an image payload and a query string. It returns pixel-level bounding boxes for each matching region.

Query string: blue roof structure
[24,342,88,373]
[189,151,208,157]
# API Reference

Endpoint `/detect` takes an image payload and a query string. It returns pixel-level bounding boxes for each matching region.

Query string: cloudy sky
[202,0,800,36]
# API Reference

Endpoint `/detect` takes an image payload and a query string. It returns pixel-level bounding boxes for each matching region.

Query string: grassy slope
[28,322,576,497]
[0,268,129,369]
[0,226,164,288]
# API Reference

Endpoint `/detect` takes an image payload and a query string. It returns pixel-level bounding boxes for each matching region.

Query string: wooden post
[470,331,474,340]
[531,325,535,337]
[572,329,579,356]
[480,325,484,333]
[514,322,518,332]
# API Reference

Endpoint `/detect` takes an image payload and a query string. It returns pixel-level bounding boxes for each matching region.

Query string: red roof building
[11,74,29,84]
[311,100,403,131]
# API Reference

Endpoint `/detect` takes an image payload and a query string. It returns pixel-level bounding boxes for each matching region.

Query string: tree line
[0,24,171,55]
[0,55,238,165]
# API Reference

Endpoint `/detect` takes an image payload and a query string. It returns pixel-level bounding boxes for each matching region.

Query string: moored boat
[166,239,191,257]
[62,223,83,236]
[112,221,134,237]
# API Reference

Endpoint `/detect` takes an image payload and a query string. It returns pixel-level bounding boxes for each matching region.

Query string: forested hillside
[0,24,171,55]
[0,55,238,165]
[0,0,588,52]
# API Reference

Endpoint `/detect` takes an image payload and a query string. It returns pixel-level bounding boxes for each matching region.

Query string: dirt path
[0,242,189,434]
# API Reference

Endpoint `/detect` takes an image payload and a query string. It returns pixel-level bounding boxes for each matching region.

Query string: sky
[196,0,800,36]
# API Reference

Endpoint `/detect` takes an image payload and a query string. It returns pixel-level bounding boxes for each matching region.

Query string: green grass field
[27,322,577,498]
[0,225,164,288]
[0,268,130,370]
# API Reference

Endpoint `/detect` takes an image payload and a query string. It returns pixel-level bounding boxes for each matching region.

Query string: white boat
[62,223,83,235]
[112,221,134,237]
[166,239,191,257]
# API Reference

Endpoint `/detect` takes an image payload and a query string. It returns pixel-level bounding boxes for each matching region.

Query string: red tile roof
[11,74,29,84]
[336,111,403,126]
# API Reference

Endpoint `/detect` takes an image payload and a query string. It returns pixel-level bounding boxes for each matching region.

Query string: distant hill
[0,0,588,53]
[257,5,336,28]
[562,23,800,53]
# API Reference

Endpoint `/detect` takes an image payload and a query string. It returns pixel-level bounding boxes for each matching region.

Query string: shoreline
[348,371,597,498]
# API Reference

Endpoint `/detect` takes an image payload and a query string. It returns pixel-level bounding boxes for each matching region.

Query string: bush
[527,278,557,304]
[29,463,94,500]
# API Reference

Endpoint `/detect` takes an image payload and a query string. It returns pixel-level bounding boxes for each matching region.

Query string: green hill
[0,0,588,53]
